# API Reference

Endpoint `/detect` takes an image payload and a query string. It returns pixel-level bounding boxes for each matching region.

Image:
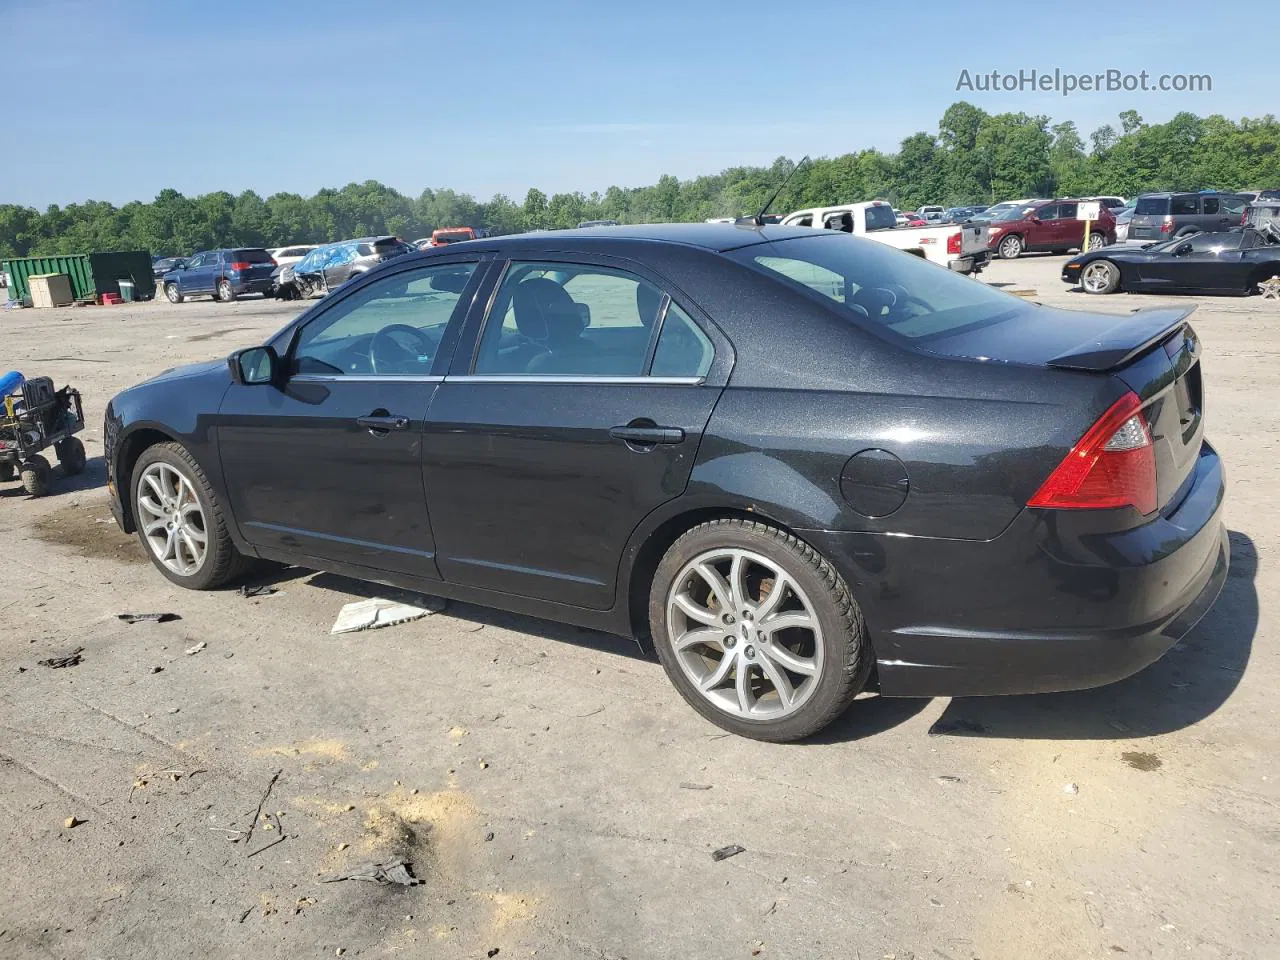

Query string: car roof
[421,222,813,254]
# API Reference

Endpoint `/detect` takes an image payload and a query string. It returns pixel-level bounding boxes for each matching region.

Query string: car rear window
[433,231,473,243]
[731,234,1026,342]
[1135,197,1170,215]
[865,205,897,231]
[231,249,274,263]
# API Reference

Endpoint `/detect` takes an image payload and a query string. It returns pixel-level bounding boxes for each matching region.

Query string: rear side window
[1135,197,1170,215]
[1202,197,1220,215]
[652,303,713,378]
[1058,201,1078,219]
[1171,195,1199,215]
[732,235,1026,342]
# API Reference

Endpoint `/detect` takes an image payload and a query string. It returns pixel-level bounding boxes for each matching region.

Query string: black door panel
[218,378,442,576]
[423,381,721,609]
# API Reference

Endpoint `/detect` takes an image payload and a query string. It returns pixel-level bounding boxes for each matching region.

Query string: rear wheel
[132,442,251,590]
[1087,232,1107,250]
[216,279,236,302]
[56,437,87,475]
[165,283,183,304]
[999,234,1023,259]
[21,455,51,497]
[649,519,870,742]
[1081,260,1121,295]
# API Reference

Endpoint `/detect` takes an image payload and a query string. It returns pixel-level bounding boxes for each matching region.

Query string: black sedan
[1063,227,1280,295]
[104,224,1227,741]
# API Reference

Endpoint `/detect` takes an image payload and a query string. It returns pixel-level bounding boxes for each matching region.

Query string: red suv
[986,199,1116,259]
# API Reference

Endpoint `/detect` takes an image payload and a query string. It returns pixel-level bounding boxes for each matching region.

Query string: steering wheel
[368,324,435,375]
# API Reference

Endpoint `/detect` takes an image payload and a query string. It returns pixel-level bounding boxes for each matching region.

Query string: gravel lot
[1,255,1275,960]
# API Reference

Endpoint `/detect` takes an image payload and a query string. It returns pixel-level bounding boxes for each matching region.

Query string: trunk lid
[925,304,1203,512]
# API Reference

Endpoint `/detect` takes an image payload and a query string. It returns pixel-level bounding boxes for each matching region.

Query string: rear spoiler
[1047,305,1197,372]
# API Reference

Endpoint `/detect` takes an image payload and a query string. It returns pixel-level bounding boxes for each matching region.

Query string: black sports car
[104,224,1227,742]
[1063,227,1280,295]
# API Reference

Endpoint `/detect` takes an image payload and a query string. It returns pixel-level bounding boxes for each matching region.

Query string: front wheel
[165,283,183,304]
[998,234,1023,259]
[132,442,251,590]
[21,455,51,497]
[1081,260,1121,294]
[216,279,236,302]
[649,519,870,742]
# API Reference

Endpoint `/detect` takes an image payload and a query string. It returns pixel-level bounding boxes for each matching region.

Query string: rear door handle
[609,425,684,445]
[357,414,409,432]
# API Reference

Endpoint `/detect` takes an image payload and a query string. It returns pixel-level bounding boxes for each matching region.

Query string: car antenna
[737,156,810,226]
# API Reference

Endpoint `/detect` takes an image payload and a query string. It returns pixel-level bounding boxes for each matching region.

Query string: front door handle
[357,413,409,433]
[609,424,685,445]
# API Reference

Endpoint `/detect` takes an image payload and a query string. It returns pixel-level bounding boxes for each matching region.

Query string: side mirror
[228,346,278,385]
[1028,215,1041,223]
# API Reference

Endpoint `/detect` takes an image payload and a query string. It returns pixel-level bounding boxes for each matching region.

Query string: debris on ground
[38,647,84,668]
[712,844,746,862]
[243,769,283,845]
[935,775,963,784]
[330,597,441,634]
[485,831,495,841]
[1063,782,1080,795]
[117,612,180,624]
[318,858,422,886]
[149,666,163,674]
[184,641,206,655]
[238,585,279,599]
[679,782,713,790]
[63,816,83,829]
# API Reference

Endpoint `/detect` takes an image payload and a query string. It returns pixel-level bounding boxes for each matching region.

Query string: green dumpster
[0,251,155,303]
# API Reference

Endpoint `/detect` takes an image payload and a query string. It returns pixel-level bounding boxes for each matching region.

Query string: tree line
[3,102,1280,260]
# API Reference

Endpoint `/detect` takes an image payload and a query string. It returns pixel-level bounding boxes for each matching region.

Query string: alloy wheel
[1000,235,1021,259]
[665,547,824,720]
[165,284,180,303]
[136,462,208,576]
[1088,233,1106,250]
[1082,262,1114,293]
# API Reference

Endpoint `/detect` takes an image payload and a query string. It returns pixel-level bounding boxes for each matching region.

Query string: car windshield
[732,234,1027,342]
[990,205,1033,221]
[434,231,472,242]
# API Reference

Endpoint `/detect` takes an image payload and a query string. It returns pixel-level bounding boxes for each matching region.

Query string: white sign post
[1078,201,1102,250]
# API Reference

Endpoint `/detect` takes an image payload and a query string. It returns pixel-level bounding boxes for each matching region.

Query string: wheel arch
[112,425,184,533]
[622,503,817,650]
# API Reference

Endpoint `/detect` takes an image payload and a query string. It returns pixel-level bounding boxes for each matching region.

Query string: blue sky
[2,0,1278,208]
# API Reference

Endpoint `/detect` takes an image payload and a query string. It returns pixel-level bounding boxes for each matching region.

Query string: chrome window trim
[442,375,704,386]
[289,374,445,383]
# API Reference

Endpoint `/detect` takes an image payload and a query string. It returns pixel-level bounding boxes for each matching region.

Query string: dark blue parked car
[162,248,277,303]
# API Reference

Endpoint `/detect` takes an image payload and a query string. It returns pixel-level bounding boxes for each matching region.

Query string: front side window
[732,234,1027,342]
[291,263,476,377]
[1035,204,1060,221]
[473,262,708,378]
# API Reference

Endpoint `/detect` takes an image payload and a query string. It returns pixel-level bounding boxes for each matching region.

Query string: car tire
[21,455,51,497]
[55,437,87,475]
[165,283,183,304]
[0,461,15,482]
[1087,232,1107,251]
[998,235,1023,259]
[1080,260,1121,295]
[216,279,236,302]
[131,441,253,590]
[648,518,871,742]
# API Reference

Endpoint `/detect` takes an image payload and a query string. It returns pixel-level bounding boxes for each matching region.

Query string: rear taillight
[228,261,252,271]
[1159,216,1173,233]
[946,231,962,255]
[1028,391,1157,515]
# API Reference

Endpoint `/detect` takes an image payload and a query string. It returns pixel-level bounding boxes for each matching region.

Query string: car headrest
[513,277,584,344]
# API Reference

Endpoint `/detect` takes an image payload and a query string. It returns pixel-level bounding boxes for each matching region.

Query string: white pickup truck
[778,200,990,275]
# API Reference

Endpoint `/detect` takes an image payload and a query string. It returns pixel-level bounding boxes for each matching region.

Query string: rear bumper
[949,252,989,275]
[232,278,274,295]
[804,442,1228,698]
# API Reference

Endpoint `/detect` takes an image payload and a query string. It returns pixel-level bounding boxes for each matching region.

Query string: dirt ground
[0,258,1275,960]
